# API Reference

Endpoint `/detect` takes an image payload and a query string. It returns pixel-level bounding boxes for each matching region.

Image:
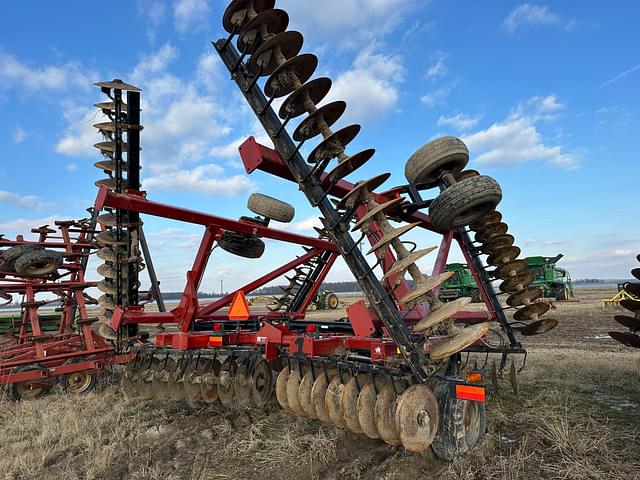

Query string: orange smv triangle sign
[228,290,250,320]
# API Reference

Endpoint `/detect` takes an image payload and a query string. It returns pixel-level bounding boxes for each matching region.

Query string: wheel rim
[463,401,481,448]
[66,371,94,394]
[15,379,49,400]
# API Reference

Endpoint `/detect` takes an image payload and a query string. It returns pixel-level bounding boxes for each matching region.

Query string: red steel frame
[0,222,130,385]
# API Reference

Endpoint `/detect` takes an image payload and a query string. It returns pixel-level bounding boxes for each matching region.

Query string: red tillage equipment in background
[0,219,130,399]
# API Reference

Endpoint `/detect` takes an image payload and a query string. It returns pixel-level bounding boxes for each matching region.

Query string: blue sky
[1,1,638,292]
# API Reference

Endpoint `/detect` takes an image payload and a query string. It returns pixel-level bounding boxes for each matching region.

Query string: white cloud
[196,53,222,93]
[143,163,254,196]
[279,0,417,48]
[325,48,404,122]
[426,51,448,80]
[599,64,640,89]
[421,82,456,107]
[174,0,209,33]
[0,51,94,93]
[55,106,105,158]
[0,215,61,235]
[437,113,482,132]
[0,190,54,210]
[462,95,581,170]
[503,4,573,33]
[12,127,26,144]
[131,43,178,82]
[291,216,323,233]
[66,162,79,172]
[137,0,167,41]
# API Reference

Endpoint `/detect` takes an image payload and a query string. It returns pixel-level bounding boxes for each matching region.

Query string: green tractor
[309,290,340,311]
[439,263,481,302]
[439,254,574,302]
[525,254,574,301]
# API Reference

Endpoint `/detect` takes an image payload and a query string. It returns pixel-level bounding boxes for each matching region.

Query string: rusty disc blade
[325,374,350,427]
[507,286,543,307]
[632,268,640,281]
[234,366,254,408]
[151,359,176,401]
[222,0,276,33]
[95,80,140,91]
[95,101,128,113]
[248,31,304,76]
[265,53,318,98]
[286,367,306,415]
[430,322,491,360]
[475,222,508,243]
[95,160,127,173]
[280,77,332,119]
[609,331,640,349]
[97,280,117,295]
[275,366,290,410]
[342,375,366,433]
[251,359,274,408]
[97,264,119,279]
[308,124,361,164]
[499,271,535,293]
[325,149,375,185]
[184,360,209,408]
[94,141,129,153]
[293,101,347,142]
[513,301,551,322]
[367,222,421,255]
[469,210,502,231]
[394,384,440,453]
[414,297,472,332]
[336,173,391,210]
[298,371,317,418]
[95,178,117,190]
[169,367,187,402]
[400,272,455,305]
[217,359,237,405]
[93,121,119,133]
[353,197,404,232]
[237,9,289,54]
[139,358,160,400]
[356,382,380,439]
[96,230,128,246]
[520,318,558,336]
[624,282,640,298]
[311,370,336,423]
[487,246,521,267]
[98,294,116,311]
[614,315,640,331]
[374,384,402,446]
[482,234,515,254]
[382,246,438,278]
[494,259,528,279]
[621,299,640,313]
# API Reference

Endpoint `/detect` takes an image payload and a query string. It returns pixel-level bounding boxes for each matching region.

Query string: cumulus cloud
[55,106,105,158]
[143,164,254,196]
[173,0,209,33]
[324,48,404,122]
[12,127,26,144]
[0,190,54,210]
[421,81,457,107]
[462,95,581,170]
[132,43,178,81]
[137,0,167,41]
[437,113,482,132]
[0,51,94,93]
[426,51,448,80]
[291,216,323,233]
[0,215,61,235]
[279,0,417,48]
[503,4,574,33]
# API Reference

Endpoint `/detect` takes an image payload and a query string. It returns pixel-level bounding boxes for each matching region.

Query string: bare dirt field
[1,287,639,480]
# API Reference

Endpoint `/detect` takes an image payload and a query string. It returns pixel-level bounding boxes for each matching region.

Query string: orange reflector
[466,372,483,383]
[208,336,223,347]
[455,384,486,402]
[229,290,251,320]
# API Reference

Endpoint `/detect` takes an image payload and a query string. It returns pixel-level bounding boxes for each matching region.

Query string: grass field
[1,287,638,479]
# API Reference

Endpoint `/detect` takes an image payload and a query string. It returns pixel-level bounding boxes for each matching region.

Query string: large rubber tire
[2,244,42,269]
[217,231,265,259]
[326,293,339,309]
[429,175,502,230]
[405,137,469,189]
[14,250,63,277]
[247,193,295,223]
[9,365,53,401]
[431,382,486,461]
[554,285,567,301]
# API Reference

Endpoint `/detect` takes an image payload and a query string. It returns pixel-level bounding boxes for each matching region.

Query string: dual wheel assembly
[6,362,98,401]
[276,364,485,459]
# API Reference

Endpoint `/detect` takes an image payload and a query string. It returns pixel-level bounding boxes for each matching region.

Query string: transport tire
[2,244,43,269]
[429,176,502,231]
[405,137,469,189]
[431,382,486,461]
[62,359,98,395]
[217,231,265,259]
[326,293,339,309]
[247,193,295,223]
[9,365,53,401]
[14,250,64,277]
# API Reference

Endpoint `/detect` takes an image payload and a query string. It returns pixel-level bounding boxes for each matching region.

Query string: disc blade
[394,384,439,453]
[336,173,391,210]
[520,318,558,336]
[624,282,640,298]
[632,268,640,281]
[342,375,366,433]
[620,299,640,313]
[383,246,438,279]
[308,124,361,164]
[507,286,543,307]
[298,371,317,418]
[430,322,491,360]
[608,331,640,348]
[614,315,640,331]
[265,53,318,98]
[367,222,421,255]
[414,297,472,332]
[513,301,551,322]
[500,271,535,293]
[374,384,402,446]
[356,382,380,439]
[275,367,290,410]
[251,359,274,408]
[325,374,350,427]
[400,272,455,305]
[311,370,336,424]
